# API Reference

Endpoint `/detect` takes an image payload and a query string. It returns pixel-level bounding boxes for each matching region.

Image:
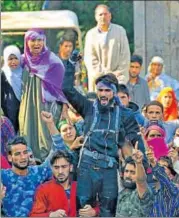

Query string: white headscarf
[148,56,165,74]
[2,45,23,101]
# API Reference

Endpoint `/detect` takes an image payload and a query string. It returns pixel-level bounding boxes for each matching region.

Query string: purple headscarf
[23,28,67,103]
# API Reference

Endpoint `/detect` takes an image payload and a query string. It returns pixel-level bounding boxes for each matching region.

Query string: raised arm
[62,60,92,118]
[122,110,146,155]
[132,142,148,198]
[146,146,179,195]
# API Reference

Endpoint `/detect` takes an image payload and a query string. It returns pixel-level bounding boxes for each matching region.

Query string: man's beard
[122,177,136,190]
[129,73,138,78]
[98,97,113,112]
[55,174,69,184]
[13,161,29,170]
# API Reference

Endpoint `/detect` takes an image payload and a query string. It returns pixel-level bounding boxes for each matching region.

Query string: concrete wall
[134,1,179,80]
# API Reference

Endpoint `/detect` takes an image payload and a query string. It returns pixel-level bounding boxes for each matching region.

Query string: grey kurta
[19,70,62,160]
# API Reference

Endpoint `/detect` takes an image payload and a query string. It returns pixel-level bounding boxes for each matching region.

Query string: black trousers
[77,155,118,217]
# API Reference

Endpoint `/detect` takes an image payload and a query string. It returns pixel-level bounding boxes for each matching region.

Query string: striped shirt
[150,165,179,217]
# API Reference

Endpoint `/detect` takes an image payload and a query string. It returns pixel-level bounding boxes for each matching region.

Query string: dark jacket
[62,61,144,158]
[128,101,145,126]
[1,71,20,132]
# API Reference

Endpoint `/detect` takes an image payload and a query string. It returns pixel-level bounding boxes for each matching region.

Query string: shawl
[23,28,67,103]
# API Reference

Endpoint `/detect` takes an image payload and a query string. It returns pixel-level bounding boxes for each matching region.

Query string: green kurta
[19,70,62,160]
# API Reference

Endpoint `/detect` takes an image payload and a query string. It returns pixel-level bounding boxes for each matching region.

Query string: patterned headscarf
[157,87,178,121]
[23,28,67,103]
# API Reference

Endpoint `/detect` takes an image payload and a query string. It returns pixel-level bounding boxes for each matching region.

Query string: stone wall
[134,1,179,80]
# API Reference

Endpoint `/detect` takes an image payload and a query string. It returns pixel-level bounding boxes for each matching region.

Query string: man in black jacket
[62,58,145,216]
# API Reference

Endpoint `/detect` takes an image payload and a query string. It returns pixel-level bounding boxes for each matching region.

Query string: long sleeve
[84,31,102,91]
[143,81,151,105]
[30,189,51,217]
[35,133,68,181]
[84,30,102,78]
[29,183,68,217]
[62,60,92,118]
[152,164,179,195]
[113,27,130,84]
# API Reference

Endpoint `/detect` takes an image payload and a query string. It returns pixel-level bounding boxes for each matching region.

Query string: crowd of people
[1,4,179,217]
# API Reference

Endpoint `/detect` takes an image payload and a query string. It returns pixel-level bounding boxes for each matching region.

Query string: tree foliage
[2,0,134,52]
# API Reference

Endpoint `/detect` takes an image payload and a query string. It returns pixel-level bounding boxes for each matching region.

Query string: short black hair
[121,157,136,175]
[159,156,176,176]
[131,54,143,66]
[95,73,119,92]
[146,101,164,113]
[59,35,74,46]
[118,84,129,97]
[7,136,27,155]
[50,150,73,166]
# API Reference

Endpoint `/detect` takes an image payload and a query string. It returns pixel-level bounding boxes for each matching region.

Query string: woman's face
[27,39,44,56]
[151,62,163,76]
[161,93,173,108]
[60,123,76,143]
[147,129,163,140]
[8,54,20,70]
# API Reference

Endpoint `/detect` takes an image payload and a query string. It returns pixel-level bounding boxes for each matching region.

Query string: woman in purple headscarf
[19,29,67,159]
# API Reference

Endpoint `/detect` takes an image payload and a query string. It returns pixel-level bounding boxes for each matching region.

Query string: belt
[83,148,117,168]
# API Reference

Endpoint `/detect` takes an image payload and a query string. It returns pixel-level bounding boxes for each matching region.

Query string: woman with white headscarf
[1,45,23,132]
[145,56,179,101]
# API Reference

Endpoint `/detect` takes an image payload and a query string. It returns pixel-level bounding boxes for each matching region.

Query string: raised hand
[41,111,53,123]
[145,146,156,167]
[70,135,84,150]
[60,104,73,125]
[138,125,148,150]
[132,141,143,164]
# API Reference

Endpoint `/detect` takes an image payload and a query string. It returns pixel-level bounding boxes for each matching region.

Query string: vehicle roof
[1,10,82,49]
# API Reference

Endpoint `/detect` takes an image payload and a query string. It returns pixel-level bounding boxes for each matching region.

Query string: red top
[1,155,11,169]
[29,179,77,217]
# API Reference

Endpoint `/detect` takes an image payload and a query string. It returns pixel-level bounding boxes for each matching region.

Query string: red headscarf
[157,87,178,121]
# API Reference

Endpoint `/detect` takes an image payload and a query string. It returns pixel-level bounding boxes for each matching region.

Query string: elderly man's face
[97,86,114,106]
[95,7,111,28]
[151,62,163,76]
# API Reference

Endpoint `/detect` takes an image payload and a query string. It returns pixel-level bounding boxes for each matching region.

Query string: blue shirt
[150,165,179,217]
[1,135,66,217]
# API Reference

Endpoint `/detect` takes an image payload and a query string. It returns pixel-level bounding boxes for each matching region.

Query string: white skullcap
[151,56,164,65]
